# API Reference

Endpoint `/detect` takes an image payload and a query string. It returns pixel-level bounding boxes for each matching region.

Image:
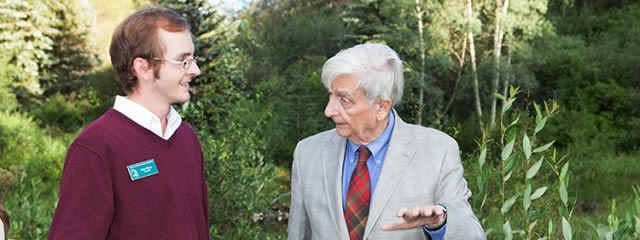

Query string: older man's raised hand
[380,204,447,231]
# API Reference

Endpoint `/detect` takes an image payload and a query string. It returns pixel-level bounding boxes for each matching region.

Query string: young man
[48,8,210,239]
[288,43,485,240]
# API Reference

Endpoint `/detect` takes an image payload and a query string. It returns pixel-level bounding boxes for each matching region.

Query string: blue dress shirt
[341,110,446,239]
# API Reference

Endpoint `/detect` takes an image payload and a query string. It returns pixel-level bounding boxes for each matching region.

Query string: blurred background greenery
[0,0,638,239]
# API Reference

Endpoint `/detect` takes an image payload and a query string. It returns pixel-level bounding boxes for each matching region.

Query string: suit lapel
[322,132,350,238]
[364,112,416,238]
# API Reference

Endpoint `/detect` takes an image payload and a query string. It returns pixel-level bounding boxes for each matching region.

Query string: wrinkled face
[152,29,201,105]
[324,75,386,144]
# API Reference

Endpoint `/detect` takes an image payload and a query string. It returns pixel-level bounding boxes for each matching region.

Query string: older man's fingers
[409,207,422,217]
[421,205,444,217]
[397,205,444,219]
[395,207,410,218]
[419,206,433,217]
[380,220,420,231]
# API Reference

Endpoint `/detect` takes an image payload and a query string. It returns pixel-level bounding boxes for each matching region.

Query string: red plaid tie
[344,147,371,240]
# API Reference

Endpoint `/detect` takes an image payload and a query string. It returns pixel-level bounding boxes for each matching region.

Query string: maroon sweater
[49,109,210,240]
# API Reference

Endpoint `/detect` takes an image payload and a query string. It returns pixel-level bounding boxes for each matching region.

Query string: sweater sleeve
[48,143,114,240]
[200,149,211,240]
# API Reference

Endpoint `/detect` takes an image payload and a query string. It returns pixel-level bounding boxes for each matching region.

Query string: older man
[288,43,484,240]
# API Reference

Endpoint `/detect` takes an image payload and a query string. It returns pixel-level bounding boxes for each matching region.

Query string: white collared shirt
[113,95,182,140]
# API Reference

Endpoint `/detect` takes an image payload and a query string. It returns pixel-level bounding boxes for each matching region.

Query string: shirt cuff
[423,221,446,240]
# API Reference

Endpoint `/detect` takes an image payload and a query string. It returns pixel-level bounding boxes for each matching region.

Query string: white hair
[321,43,404,106]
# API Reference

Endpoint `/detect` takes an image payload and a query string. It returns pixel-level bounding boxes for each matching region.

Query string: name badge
[127,159,159,181]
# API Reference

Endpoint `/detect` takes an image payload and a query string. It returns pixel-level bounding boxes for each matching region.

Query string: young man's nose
[188,62,201,76]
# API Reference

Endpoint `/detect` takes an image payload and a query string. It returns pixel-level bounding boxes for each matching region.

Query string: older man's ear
[375,98,392,121]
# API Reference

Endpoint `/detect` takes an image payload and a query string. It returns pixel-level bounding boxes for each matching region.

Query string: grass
[567,150,640,238]
[573,151,640,203]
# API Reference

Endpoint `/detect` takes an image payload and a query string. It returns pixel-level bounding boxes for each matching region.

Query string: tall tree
[425,0,478,126]
[489,0,509,129]
[487,0,551,129]
[344,0,449,126]
[0,0,57,94]
[467,0,483,130]
[415,0,426,125]
[159,0,245,134]
[41,0,100,97]
[242,0,345,163]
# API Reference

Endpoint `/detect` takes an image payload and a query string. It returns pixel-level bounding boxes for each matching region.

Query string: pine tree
[0,0,57,94]
[0,0,99,97]
[40,0,100,97]
[159,0,246,133]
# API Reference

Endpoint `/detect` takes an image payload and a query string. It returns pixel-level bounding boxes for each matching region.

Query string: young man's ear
[375,98,392,121]
[132,57,154,82]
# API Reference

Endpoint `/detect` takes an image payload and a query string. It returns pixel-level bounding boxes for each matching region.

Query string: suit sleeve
[287,142,311,240]
[435,140,486,240]
[48,143,114,239]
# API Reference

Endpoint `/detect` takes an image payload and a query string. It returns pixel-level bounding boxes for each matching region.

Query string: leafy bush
[29,93,86,133]
[201,100,288,239]
[0,111,70,239]
[467,88,572,239]
[466,88,640,239]
[79,66,125,120]
[0,56,19,112]
[585,185,640,239]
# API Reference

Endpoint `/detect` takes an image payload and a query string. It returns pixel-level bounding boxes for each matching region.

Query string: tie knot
[357,147,370,164]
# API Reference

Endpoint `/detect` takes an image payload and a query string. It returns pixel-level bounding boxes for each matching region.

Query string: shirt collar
[346,110,395,165]
[113,95,182,140]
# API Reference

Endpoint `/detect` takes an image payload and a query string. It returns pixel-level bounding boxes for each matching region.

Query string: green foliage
[0,0,57,94]
[200,100,287,239]
[572,151,640,203]
[585,189,640,240]
[5,170,59,239]
[40,0,100,97]
[468,89,571,239]
[0,56,19,112]
[0,0,99,98]
[0,111,70,239]
[533,3,640,153]
[251,57,334,164]
[160,0,248,135]
[239,1,345,163]
[344,0,447,125]
[78,66,125,121]
[29,93,88,133]
[161,2,290,238]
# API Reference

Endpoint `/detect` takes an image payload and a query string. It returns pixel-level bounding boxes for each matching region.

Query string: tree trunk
[502,43,511,99]
[489,0,509,130]
[442,36,467,123]
[467,0,483,130]
[415,0,426,126]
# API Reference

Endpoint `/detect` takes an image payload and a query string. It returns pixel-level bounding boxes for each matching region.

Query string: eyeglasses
[152,56,199,70]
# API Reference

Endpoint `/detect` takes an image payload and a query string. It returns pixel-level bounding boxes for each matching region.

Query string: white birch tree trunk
[467,0,483,130]
[415,0,426,126]
[489,0,509,130]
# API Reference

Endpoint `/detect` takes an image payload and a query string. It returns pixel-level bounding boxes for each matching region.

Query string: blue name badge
[127,159,159,181]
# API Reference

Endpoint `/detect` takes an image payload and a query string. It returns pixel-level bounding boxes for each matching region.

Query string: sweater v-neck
[108,108,182,148]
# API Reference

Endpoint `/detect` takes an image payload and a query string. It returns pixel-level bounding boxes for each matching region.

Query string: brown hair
[0,205,8,235]
[109,7,191,93]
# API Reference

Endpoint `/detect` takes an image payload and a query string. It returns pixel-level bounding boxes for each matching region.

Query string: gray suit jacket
[288,111,485,240]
